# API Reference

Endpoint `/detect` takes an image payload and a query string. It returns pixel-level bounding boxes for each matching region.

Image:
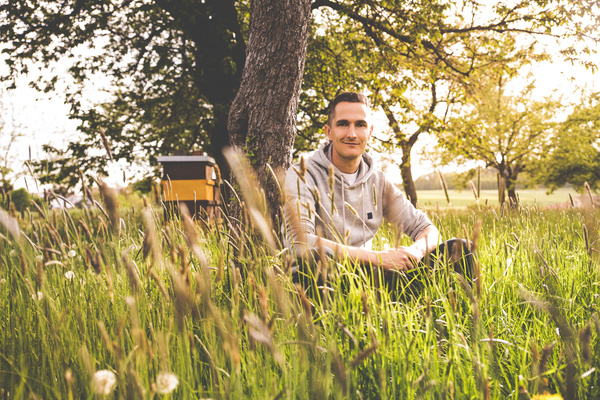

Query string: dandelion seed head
[92,370,117,395]
[9,249,16,257]
[155,372,179,394]
[36,255,43,262]
[65,271,75,280]
[68,250,77,258]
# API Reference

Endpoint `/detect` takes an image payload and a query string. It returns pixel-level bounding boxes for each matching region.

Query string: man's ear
[324,124,331,140]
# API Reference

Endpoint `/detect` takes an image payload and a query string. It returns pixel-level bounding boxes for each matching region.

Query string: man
[284,92,473,281]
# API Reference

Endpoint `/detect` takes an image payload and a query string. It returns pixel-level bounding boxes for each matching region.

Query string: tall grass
[0,175,599,399]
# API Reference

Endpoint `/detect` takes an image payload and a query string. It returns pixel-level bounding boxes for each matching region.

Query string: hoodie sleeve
[382,178,433,241]
[282,164,320,255]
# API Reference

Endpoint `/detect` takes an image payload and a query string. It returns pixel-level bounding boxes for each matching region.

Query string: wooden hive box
[157,155,221,220]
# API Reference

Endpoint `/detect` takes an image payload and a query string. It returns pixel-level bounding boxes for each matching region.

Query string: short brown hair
[326,92,370,127]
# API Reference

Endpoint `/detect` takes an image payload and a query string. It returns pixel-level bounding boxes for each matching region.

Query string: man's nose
[347,124,357,137]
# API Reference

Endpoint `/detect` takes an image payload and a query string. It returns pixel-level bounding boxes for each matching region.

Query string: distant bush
[10,188,31,211]
[131,176,155,194]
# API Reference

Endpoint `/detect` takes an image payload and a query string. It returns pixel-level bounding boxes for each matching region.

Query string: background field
[416,188,574,208]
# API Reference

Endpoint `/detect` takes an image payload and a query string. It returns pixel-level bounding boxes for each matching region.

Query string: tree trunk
[228,0,312,222]
[400,145,418,206]
[497,172,506,207]
[506,174,519,206]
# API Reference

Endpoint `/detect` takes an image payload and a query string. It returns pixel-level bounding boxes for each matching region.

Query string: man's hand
[321,225,441,272]
[375,245,425,272]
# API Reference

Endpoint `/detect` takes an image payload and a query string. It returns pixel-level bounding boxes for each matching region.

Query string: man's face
[325,101,373,170]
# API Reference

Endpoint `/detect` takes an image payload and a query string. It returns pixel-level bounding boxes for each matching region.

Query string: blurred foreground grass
[0,182,599,399]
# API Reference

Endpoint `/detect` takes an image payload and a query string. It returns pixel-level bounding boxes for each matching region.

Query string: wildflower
[68,250,77,258]
[155,372,179,394]
[65,271,75,280]
[36,255,44,262]
[9,249,16,257]
[33,291,43,301]
[532,394,563,400]
[92,370,117,395]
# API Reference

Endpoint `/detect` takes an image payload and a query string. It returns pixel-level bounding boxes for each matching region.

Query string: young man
[284,92,474,278]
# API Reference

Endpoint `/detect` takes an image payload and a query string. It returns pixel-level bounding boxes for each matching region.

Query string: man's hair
[326,92,371,127]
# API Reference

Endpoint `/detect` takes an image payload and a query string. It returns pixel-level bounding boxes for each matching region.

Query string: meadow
[0,180,599,399]
[416,188,574,209]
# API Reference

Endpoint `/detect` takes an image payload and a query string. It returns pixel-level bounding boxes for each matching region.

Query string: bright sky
[2,37,600,192]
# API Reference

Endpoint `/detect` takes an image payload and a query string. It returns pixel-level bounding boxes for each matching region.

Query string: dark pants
[292,238,476,294]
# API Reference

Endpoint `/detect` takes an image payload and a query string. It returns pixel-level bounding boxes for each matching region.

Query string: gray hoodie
[284,143,432,254]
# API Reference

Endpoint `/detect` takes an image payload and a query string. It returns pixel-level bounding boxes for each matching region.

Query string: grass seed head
[328,165,335,193]
[149,268,170,300]
[294,283,313,318]
[0,208,20,241]
[579,324,592,364]
[98,127,113,161]
[331,350,348,394]
[172,269,193,329]
[361,291,369,316]
[98,182,120,233]
[584,181,595,207]
[350,338,378,369]
[123,254,140,295]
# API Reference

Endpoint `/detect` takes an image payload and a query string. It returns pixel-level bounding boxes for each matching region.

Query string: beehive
[157,155,220,220]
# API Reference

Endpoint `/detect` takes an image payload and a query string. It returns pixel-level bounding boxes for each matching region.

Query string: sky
[2,36,600,193]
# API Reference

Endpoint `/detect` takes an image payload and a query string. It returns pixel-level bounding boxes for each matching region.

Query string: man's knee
[291,246,336,282]
[430,238,477,280]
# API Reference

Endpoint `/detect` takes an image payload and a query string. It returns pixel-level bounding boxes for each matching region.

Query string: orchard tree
[438,71,560,205]
[0,0,248,186]
[541,92,600,192]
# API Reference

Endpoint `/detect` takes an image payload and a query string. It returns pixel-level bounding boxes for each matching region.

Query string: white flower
[36,255,44,262]
[33,291,43,301]
[68,249,77,258]
[92,370,117,395]
[155,372,179,394]
[65,271,75,280]
[9,249,16,257]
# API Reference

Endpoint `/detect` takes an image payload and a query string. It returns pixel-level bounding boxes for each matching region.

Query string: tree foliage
[437,72,560,204]
[0,0,599,194]
[0,0,247,186]
[541,92,600,192]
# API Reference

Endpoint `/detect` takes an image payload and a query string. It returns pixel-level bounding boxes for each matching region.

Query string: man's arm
[313,225,441,271]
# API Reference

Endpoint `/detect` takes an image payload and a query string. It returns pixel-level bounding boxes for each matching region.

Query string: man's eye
[338,121,348,126]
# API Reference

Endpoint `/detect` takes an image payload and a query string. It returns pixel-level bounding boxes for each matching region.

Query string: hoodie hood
[309,142,375,187]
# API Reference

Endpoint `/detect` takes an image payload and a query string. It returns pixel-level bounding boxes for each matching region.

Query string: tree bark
[228,0,312,222]
[506,174,519,206]
[400,146,418,207]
